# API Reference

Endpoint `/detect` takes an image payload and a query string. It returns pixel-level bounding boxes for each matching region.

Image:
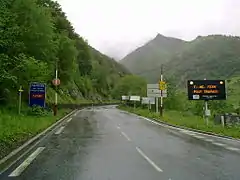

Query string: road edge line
[119,109,240,143]
[8,147,45,177]
[125,110,240,142]
[151,117,240,142]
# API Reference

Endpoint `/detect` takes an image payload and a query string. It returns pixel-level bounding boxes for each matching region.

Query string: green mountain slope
[121,34,240,84]
[121,34,186,80]
[0,0,129,106]
[165,35,240,84]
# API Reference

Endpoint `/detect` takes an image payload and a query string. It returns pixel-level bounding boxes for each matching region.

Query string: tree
[112,75,147,99]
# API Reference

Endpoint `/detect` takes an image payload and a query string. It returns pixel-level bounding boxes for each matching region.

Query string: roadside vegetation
[116,75,240,139]
[0,106,70,159]
[119,106,240,139]
[0,0,128,159]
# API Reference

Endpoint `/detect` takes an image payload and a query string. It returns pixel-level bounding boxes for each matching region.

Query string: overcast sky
[57,0,240,59]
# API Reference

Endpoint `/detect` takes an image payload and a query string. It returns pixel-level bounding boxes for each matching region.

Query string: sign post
[121,95,129,106]
[147,83,167,114]
[187,80,226,101]
[159,65,166,116]
[156,98,159,113]
[187,80,226,125]
[52,75,60,116]
[142,97,155,112]
[130,96,140,110]
[29,83,46,108]
[18,86,23,114]
[204,100,209,125]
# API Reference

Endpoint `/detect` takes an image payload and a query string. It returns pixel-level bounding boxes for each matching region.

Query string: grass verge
[119,106,240,139]
[0,107,71,159]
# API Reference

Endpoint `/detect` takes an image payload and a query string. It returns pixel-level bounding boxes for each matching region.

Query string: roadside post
[148,100,150,111]
[221,115,225,128]
[18,86,24,114]
[204,100,210,126]
[52,76,60,116]
[187,80,226,126]
[156,98,159,113]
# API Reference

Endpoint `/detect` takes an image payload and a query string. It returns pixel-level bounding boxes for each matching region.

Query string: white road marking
[135,147,163,172]
[225,147,240,151]
[121,132,131,141]
[204,139,214,142]
[66,118,72,123]
[180,130,196,136]
[55,126,65,135]
[212,142,226,147]
[116,126,121,129]
[9,147,45,177]
[73,113,77,116]
[193,135,205,139]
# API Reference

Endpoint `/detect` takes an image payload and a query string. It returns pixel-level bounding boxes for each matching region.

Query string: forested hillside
[0,0,129,106]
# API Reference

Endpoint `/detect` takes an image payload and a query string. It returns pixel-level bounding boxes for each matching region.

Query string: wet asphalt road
[1,106,240,180]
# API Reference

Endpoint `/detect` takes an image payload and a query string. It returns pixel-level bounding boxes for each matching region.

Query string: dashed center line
[121,132,131,141]
[55,126,65,135]
[116,126,121,129]
[9,147,45,177]
[136,147,163,172]
[67,118,72,123]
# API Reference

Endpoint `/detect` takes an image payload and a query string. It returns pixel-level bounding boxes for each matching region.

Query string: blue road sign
[29,82,46,107]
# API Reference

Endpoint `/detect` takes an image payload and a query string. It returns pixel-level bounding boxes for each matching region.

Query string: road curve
[1,105,240,180]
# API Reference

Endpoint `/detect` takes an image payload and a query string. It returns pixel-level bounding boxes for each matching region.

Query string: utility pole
[160,65,163,116]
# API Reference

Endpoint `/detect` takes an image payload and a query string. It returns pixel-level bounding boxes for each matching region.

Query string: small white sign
[193,95,200,100]
[147,89,167,97]
[130,96,140,101]
[147,84,167,98]
[147,84,159,89]
[205,109,211,116]
[142,97,155,104]
[121,96,129,100]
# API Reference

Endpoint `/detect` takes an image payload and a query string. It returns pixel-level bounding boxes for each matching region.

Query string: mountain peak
[155,33,165,38]
[154,33,167,40]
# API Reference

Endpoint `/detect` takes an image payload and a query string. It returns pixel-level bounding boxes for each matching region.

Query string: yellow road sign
[159,81,166,90]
